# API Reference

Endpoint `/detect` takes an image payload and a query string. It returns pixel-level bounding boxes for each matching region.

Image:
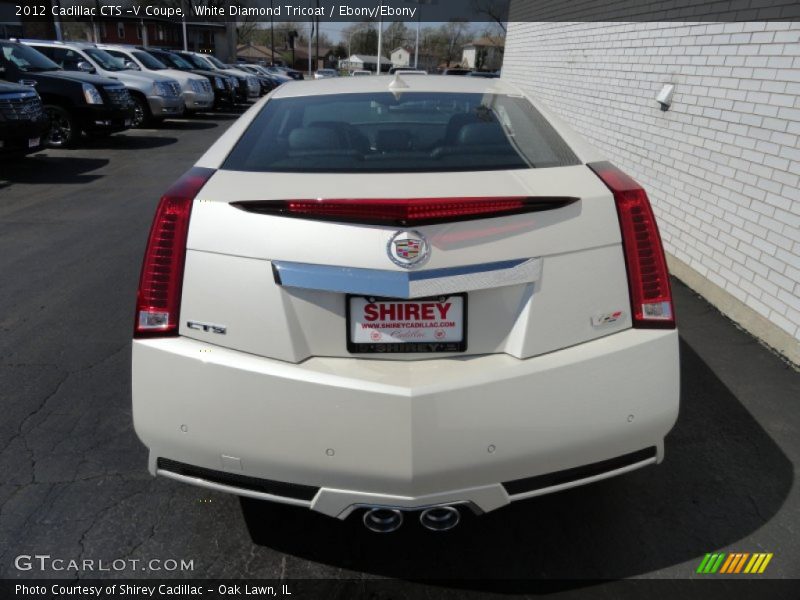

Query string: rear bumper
[132,329,679,517]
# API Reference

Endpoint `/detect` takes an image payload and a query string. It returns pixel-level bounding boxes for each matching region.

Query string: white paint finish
[503,17,800,341]
[510,244,633,358]
[132,329,678,499]
[188,166,619,269]
[178,244,630,362]
[135,73,681,513]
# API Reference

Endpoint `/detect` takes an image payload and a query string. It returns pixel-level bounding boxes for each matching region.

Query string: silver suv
[22,40,184,126]
[98,44,214,113]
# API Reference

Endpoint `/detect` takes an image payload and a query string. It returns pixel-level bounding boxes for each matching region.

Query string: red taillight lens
[588,162,675,329]
[134,167,214,338]
[231,196,578,226]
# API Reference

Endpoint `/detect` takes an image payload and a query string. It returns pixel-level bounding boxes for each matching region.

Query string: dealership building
[504,6,800,364]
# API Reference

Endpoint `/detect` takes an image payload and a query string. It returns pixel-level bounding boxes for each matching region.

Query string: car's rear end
[131,77,679,530]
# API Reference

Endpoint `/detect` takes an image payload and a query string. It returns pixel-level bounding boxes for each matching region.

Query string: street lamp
[270,0,275,65]
[405,0,435,69]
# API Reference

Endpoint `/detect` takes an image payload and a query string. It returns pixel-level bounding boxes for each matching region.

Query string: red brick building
[93,18,221,54]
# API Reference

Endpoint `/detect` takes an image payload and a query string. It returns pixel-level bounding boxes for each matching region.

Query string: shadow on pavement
[192,113,243,121]
[154,120,220,131]
[201,108,250,120]
[82,134,178,150]
[0,155,109,186]
[241,338,793,590]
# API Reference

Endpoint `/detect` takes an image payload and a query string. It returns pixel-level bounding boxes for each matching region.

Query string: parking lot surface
[1,114,798,588]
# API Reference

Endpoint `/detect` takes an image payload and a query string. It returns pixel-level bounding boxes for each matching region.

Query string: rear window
[222,92,580,173]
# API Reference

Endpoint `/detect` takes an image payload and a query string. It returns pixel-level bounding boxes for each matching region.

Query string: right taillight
[588,161,675,329]
[134,167,214,338]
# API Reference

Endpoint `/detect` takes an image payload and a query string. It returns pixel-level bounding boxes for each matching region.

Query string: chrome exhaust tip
[419,506,461,532]
[363,508,404,533]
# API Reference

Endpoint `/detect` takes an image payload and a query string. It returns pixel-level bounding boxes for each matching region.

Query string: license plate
[347,295,467,353]
[28,137,39,148]
[124,119,132,126]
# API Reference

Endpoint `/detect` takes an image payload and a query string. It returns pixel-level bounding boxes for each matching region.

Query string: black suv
[0,80,50,156]
[142,48,236,109]
[0,40,134,147]
[175,51,252,104]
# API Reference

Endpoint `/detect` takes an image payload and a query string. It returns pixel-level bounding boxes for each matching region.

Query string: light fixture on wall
[656,84,675,111]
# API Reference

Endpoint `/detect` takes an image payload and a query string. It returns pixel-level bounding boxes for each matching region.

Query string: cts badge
[187,321,227,335]
[387,230,430,269]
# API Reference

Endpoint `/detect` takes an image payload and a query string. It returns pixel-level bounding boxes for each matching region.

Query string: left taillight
[134,167,215,338]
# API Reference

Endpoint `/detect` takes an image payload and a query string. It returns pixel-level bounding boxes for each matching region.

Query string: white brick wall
[503,19,800,342]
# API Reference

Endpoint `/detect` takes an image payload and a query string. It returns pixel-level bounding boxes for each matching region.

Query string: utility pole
[288,30,297,67]
[51,0,62,41]
[315,0,320,70]
[406,0,434,70]
[92,0,100,42]
[270,0,275,65]
[308,21,313,75]
[181,0,188,51]
[414,13,420,69]
[376,2,383,74]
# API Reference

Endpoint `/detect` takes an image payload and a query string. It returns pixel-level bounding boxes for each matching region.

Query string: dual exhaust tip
[362,505,461,533]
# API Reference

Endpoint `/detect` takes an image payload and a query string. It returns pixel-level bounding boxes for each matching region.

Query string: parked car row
[234,63,291,95]
[0,39,287,152]
[303,68,499,78]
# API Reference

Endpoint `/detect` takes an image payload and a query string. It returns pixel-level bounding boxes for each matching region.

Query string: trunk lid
[180,166,633,362]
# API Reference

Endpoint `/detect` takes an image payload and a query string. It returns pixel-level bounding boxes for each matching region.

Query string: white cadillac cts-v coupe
[132,75,679,533]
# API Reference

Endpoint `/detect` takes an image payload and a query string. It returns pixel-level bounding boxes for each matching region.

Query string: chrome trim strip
[0,92,38,101]
[506,457,657,502]
[273,258,542,299]
[338,500,482,520]
[156,469,314,508]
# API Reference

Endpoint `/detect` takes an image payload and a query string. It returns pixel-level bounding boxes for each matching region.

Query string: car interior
[224,92,579,173]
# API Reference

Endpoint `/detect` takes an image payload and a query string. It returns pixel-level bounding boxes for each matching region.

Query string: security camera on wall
[657,84,675,111]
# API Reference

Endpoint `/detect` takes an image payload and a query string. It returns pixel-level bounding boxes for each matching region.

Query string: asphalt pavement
[0,114,798,592]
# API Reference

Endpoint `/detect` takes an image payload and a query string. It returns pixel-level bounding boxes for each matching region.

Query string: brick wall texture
[503,19,800,342]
